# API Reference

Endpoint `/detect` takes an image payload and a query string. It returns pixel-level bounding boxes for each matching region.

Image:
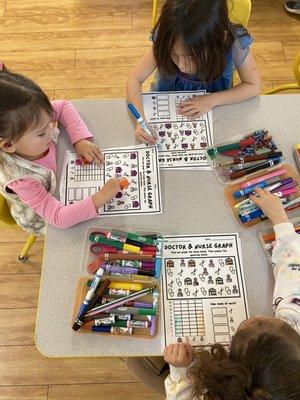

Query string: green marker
[110,229,157,246]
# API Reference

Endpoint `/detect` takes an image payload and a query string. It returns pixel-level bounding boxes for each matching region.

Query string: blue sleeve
[231,27,253,68]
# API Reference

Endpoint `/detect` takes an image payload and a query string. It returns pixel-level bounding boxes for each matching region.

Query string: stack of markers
[72,273,159,336]
[231,168,300,224]
[86,230,163,278]
[294,144,300,173]
[260,220,300,258]
[207,130,283,181]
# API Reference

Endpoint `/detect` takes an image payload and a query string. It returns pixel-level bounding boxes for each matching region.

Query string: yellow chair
[0,193,37,263]
[151,0,251,28]
[263,50,300,94]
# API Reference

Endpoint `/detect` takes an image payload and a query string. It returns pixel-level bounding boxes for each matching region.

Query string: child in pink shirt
[0,63,124,235]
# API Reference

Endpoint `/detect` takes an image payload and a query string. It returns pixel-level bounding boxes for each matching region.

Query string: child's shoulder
[232,25,253,50]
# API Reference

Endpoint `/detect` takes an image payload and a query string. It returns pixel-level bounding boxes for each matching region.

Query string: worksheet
[143,91,213,170]
[161,234,248,347]
[59,145,162,216]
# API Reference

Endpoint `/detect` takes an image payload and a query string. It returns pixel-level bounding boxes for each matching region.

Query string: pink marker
[240,168,286,189]
[274,187,297,197]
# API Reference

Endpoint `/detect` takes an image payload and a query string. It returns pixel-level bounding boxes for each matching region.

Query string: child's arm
[126,48,158,144]
[250,188,300,333]
[8,177,123,229]
[164,343,195,400]
[51,100,103,165]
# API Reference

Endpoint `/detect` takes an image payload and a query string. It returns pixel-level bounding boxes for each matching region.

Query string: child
[0,63,124,236]
[126,0,261,144]
[126,188,300,399]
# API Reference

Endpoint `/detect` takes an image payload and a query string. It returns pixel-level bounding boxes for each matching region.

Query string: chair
[263,50,300,94]
[151,0,252,28]
[0,193,37,263]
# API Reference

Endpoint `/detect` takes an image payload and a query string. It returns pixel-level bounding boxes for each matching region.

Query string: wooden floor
[0,0,299,399]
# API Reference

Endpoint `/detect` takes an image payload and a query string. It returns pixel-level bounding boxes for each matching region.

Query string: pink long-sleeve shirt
[8,100,99,229]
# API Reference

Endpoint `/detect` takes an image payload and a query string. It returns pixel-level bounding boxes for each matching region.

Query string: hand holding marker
[128,103,157,141]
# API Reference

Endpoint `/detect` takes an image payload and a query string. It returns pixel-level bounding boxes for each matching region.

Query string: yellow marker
[296,144,300,150]
[109,282,143,291]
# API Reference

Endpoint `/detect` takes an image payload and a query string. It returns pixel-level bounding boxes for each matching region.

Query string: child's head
[0,64,54,160]
[189,316,300,399]
[152,0,236,82]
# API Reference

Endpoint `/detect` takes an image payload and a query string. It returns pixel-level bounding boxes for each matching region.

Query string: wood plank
[248,23,300,41]
[0,12,132,34]
[0,30,151,52]
[0,308,36,346]
[0,1,5,17]
[252,41,284,61]
[2,50,76,71]
[48,382,161,400]
[19,67,133,90]
[0,242,43,275]
[0,227,44,243]
[256,60,296,81]
[5,0,156,14]
[75,47,149,69]
[282,43,300,60]
[0,346,136,385]
[0,386,47,400]
[54,87,127,100]
[0,274,40,308]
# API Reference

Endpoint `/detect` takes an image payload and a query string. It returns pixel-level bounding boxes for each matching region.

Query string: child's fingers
[93,147,104,162]
[140,131,156,144]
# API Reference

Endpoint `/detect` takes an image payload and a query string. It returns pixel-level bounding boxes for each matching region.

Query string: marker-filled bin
[257,217,300,265]
[72,226,163,339]
[294,144,300,173]
[205,129,284,184]
[224,164,300,227]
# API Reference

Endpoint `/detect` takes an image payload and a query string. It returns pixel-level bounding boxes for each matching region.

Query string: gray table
[35,95,300,357]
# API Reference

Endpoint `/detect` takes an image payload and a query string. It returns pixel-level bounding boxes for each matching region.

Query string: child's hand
[164,342,194,368]
[249,187,289,225]
[74,139,104,166]
[135,124,157,145]
[92,177,125,209]
[178,94,216,118]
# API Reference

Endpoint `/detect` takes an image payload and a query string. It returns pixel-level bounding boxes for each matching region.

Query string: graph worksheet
[143,91,213,170]
[59,145,162,216]
[161,234,248,347]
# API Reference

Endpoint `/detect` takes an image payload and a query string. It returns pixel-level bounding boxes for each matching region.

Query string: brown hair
[0,64,53,143]
[189,319,300,399]
[152,0,247,83]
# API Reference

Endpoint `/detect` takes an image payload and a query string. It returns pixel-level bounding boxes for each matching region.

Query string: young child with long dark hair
[126,188,300,399]
[126,0,261,144]
[0,63,124,235]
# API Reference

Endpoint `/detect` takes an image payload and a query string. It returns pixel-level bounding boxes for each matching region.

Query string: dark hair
[152,0,245,83]
[189,319,300,400]
[0,64,53,142]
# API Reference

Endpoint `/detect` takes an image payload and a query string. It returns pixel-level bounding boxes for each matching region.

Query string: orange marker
[120,177,129,189]
[82,157,90,165]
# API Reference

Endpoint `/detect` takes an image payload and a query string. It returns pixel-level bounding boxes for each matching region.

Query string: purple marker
[102,264,154,277]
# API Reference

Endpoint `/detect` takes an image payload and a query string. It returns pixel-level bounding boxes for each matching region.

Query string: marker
[155,237,163,278]
[94,306,158,316]
[240,168,286,189]
[128,103,156,139]
[230,158,276,171]
[92,326,133,334]
[207,138,255,158]
[229,157,281,180]
[89,233,140,253]
[86,285,156,316]
[88,277,112,309]
[239,208,263,223]
[109,281,143,291]
[107,229,158,246]
[101,297,153,309]
[232,151,283,164]
[102,264,155,277]
[87,252,154,274]
[72,267,104,331]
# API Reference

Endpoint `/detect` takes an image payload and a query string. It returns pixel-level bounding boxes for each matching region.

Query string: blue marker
[233,181,269,198]
[128,103,156,139]
[72,267,104,331]
[240,208,263,223]
[155,237,163,278]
